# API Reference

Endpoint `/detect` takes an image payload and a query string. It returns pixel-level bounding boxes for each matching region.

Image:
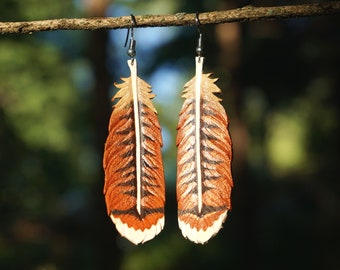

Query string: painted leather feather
[103,59,165,245]
[176,57,233,244]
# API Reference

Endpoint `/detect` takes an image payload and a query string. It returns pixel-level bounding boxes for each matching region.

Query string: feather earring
[176,14,233,244]
[103,16,165,245]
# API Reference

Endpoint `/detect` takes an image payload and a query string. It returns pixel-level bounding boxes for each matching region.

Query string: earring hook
[195,12,203,60]
[195,12,202,35]
[124,14,137,60]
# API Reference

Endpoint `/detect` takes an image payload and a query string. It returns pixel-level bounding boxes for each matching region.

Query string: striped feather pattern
[176,57,233,244]
[103,60,165,245]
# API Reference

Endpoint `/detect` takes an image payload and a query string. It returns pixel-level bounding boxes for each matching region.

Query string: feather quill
[103,59,165,245]
[176,57,233,244]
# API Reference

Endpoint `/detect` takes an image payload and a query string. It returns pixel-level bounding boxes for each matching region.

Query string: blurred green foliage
[0,41,77,151]
[1,0,339,270]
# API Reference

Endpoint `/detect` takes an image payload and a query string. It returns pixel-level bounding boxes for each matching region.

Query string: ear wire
[124,14,137,62]
[195,12,203,61]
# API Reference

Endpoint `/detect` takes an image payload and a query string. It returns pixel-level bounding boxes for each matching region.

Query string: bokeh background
[0,0,339,269]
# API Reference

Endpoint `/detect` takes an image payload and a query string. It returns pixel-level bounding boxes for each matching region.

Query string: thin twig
[0,2,339,34]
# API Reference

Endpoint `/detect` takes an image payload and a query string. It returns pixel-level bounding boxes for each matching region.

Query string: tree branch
[1,2,339,34]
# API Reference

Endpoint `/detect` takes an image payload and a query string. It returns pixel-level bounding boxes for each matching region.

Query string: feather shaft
[195,58,203,213]
[129,60,142,215]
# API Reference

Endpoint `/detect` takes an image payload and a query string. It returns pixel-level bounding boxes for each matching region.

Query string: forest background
[0,0,339,269]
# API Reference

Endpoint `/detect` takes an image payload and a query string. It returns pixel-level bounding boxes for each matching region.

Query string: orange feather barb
[176,57,233,244]
[103,59,165,245]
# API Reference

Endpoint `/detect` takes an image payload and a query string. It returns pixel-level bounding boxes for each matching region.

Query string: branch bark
[0,2,339,34]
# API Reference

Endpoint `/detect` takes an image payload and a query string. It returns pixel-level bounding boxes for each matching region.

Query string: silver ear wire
[124,14,137,60]
[195,12,203,61]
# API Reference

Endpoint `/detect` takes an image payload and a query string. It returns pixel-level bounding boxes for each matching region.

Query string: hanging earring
[103,15,165,245]
[176,13,234,244]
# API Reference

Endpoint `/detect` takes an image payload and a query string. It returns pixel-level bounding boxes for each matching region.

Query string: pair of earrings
[103,14,233,245]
